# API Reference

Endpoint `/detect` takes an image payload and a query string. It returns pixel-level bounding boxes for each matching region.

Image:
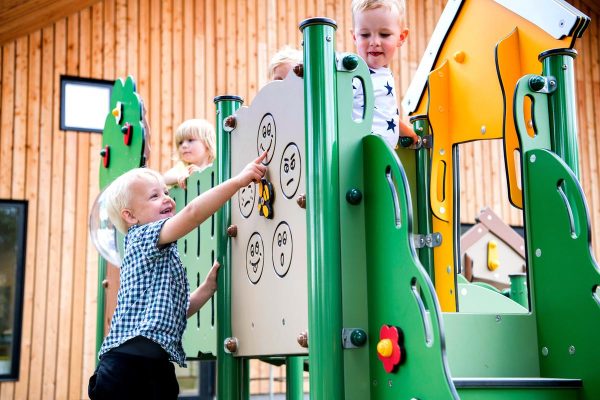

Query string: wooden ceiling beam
[0,0,99,45]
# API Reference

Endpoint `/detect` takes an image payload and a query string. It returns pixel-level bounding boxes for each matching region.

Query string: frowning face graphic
[238,183,256,218]
[279,143,301,199]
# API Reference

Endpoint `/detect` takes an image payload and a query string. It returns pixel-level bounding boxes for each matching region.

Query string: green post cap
[346,188,363,205]
[399,136,415,148]
[350,329,367,347]
[342,54,359,71]
[528,75,546,92]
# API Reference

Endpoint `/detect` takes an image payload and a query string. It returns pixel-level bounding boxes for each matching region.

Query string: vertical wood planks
[0,1,597,398]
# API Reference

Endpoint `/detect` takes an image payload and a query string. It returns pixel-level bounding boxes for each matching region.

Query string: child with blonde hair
[268,45,303,81]
[351,0,419,148]
[163,118,216,189]
[89,153,267,399]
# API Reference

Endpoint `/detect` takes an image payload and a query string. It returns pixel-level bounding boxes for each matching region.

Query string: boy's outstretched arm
[187,260,220,318]
[159,151,267,245]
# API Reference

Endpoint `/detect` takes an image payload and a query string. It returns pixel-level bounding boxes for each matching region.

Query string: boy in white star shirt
[351,0,419,148]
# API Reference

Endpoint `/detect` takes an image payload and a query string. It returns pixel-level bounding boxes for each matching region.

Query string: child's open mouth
[161,207,173,215]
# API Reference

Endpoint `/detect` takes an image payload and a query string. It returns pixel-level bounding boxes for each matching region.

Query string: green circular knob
[350,329,367,347]
[346,188,363,205]
[342,55,359,71]
[399,136,414,148]
[528,75,546,92]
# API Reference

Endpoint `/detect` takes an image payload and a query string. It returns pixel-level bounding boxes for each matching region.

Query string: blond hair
[173,119,216,164]
[268,46,302,79]
[351,0,406,25]
[103,168,164,233]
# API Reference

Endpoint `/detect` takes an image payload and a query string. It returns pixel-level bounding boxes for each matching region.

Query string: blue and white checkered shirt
[98,219,190,367]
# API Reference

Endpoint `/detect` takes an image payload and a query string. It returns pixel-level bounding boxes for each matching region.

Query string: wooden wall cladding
[0,0,598,398]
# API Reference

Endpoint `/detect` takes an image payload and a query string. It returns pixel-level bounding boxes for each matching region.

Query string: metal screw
[223,115,237,132]
[530,154,536,163]
[388,380,393,387]
[568,345,576,355]
[542,347,549,356]
[293,64,304,78]
[495,315,502,323]
[535,248,542,257]
[562,64,568,71]
[297,331,309,348]
[224,337,239,353]
[481,125,487,134]
[326,36,332,42]
[227,225,238,237]
[296,194,306,209]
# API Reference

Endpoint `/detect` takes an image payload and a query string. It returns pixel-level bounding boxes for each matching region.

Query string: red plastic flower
[377,325,402,373]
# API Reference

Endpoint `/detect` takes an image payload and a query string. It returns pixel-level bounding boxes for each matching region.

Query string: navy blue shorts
[88,351,179,400]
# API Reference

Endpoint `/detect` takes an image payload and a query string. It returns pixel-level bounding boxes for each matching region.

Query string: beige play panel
[229,73,308,357]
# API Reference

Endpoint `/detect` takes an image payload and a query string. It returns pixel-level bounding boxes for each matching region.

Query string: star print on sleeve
[387,118,397,132]
[385,81,393,96]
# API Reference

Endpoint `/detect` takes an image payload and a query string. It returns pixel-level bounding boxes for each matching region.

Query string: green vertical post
[95,258,106,359]
[286,357,305,399]
[299,17,345,399]
[539,48,580,179]
[411,115,434,281]
[509,273,528,309]
[214,95,245,400]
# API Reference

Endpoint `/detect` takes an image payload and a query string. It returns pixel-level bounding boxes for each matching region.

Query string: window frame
[0,199,27,381]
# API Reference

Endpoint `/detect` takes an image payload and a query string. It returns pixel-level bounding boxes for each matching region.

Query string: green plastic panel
[363,134,458,399]
[99,76,147,189]
[443,313,539,377]
[335,52,374,400]
[456,283,527,313]
[522,148,600,400]
[169,167,218,358]
[458,387,580,400]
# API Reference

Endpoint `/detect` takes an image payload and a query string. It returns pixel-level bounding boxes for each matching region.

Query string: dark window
[0,200,27,381]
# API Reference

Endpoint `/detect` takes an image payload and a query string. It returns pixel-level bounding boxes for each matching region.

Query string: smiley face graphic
[246,232,264,284]
[272,222,293,277]
[238,183,256,218]
[279,143,302,199]
[257,113,276,165]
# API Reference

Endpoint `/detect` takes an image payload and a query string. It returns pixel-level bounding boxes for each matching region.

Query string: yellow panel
[423,0,574,311]
[496,29,525,209]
